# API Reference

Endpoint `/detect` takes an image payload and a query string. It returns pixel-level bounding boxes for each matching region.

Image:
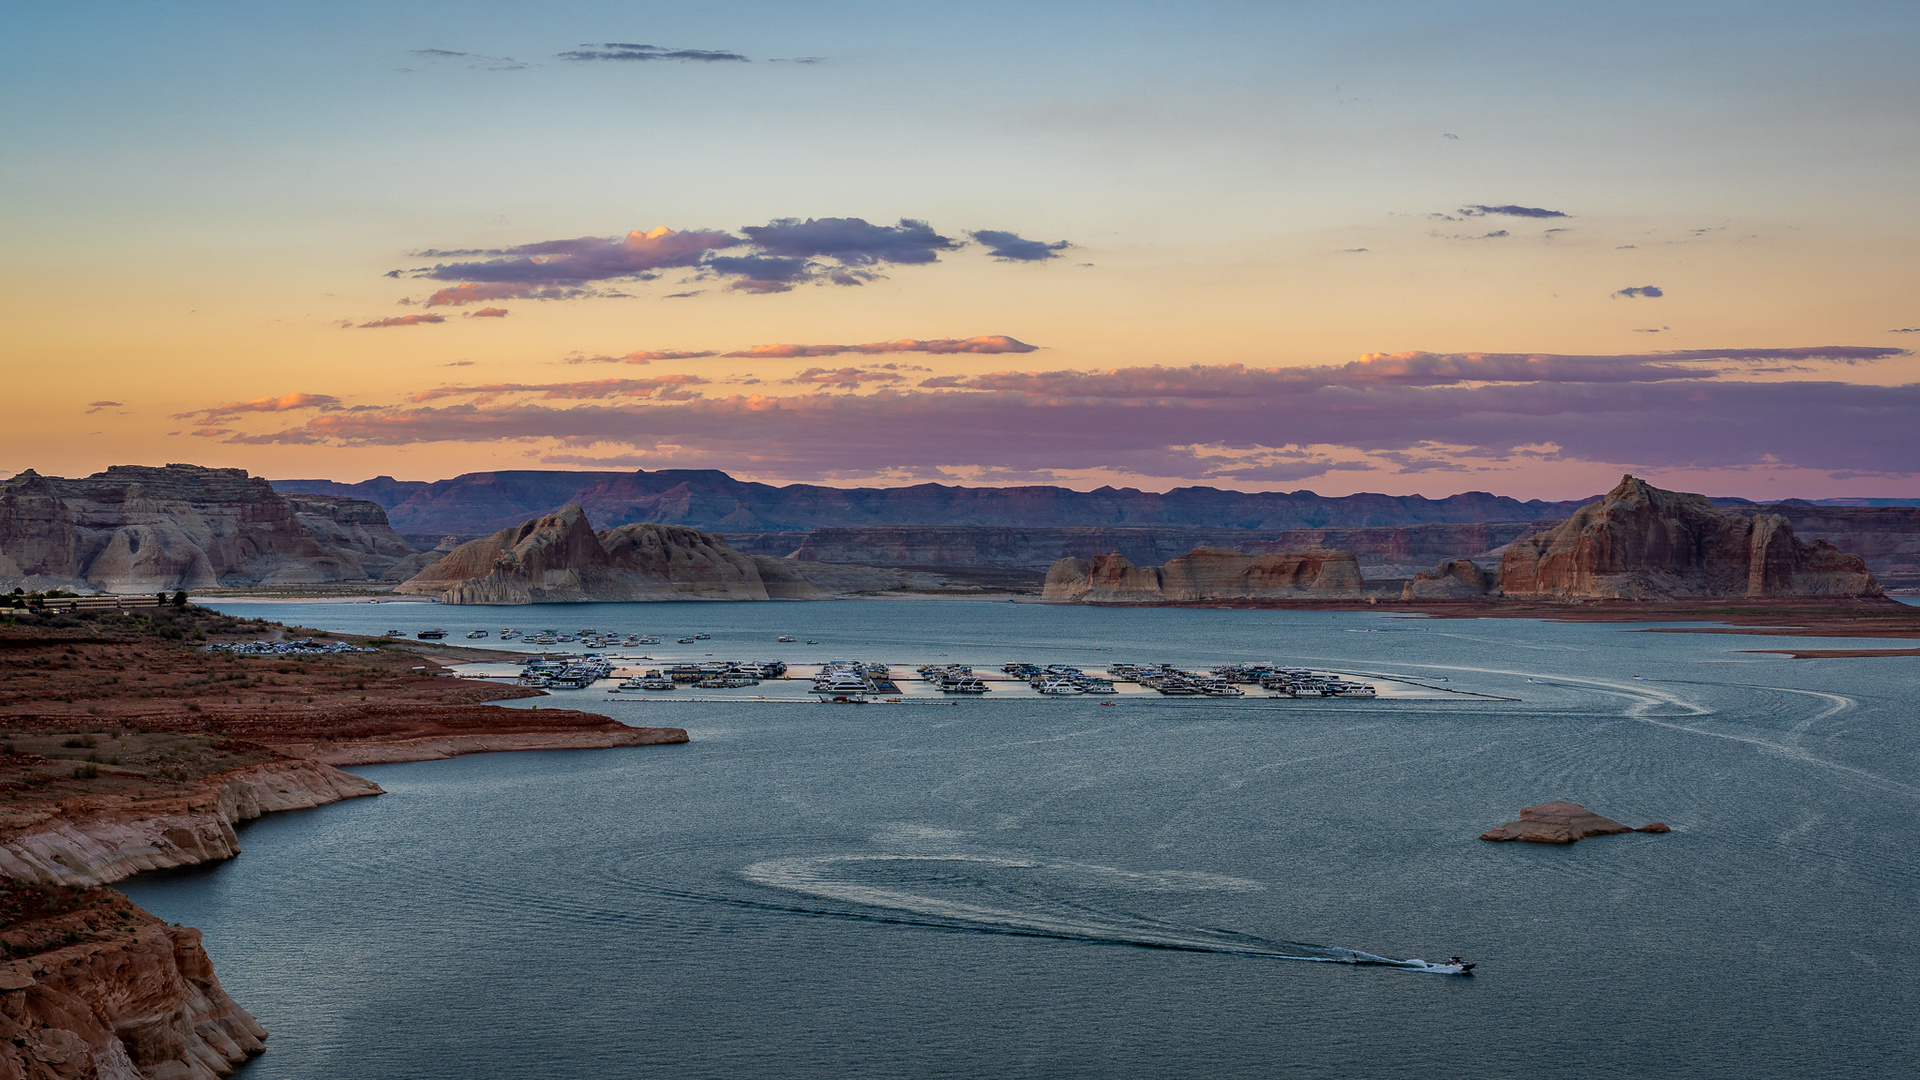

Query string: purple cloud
[559,43,747,63]
[1461,204,1569,218]
[1613,285,1664,299]
[969,229,1071,261]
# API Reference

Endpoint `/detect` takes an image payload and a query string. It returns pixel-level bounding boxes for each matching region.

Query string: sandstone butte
[0,607,686,1075]
[1480,801,1671,844]
[392,504,925,604]
[0,464,433,594]
[1042,547,1366,602]
[1498,475,1882,600]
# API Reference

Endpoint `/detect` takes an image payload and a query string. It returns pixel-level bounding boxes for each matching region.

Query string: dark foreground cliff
[0,878,265,1079]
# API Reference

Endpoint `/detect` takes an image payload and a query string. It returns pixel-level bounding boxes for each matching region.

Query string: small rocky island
[1481,801,1670,844]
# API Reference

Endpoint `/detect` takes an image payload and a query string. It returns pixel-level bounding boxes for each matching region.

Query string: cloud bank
[191,345,1916,482]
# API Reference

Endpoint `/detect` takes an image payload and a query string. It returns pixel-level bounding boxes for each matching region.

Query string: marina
[451,652,1482,704]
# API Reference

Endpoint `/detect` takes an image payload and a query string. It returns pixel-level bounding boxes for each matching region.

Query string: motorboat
[416,628,447,640]
[693,633,711,640]
[465,630,488,639]
[1435,957,1476,976]
[777,635,796,643]
[677,637,696,644]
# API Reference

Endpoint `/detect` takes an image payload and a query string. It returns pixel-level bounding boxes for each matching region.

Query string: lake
[122,600,1920,1079]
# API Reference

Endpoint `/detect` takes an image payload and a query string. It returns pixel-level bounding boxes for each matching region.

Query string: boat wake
[740,853,1465,974]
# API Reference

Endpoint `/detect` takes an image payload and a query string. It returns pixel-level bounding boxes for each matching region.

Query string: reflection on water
[116,600,1920,1079]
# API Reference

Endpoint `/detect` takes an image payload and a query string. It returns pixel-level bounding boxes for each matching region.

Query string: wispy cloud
[1613,285,1664,299]
[783,367,910,388]
[725,336,1037,359]
[181,392,342,422]
[411,48,527,71]
[464,307,509,318]
[1460,204,1570,218]
[968,229,1071,261]
[358,313,446,328]
[558,43,748,63]
[85,400,123,414]
[566,349,720,365]
[405,376,707,404]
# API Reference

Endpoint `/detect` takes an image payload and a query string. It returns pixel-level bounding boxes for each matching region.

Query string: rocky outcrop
[1480,801,1669,844]
[1498,476,1882,600]
[0,881,265,1079]
[1043,547,1365,602]
[0,761,381,887]
[0,465,420,594]
[394,505,933,603]
[1401,559,1494,600]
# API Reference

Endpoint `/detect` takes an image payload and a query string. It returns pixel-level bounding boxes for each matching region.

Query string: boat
[465,630,488,639]
[1037,679,1084,696]
[693,633,711,640]
[676,637,696,644]
[416,628,447,640]
[384,629,404,638]
[805,640,820,645]
[777,635,796,643]
[1436,957,1476,976]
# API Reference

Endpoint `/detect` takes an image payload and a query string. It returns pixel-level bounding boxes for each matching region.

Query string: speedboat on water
[1435,957,1476,975]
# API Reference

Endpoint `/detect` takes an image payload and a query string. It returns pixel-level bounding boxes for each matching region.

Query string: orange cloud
[404,376,709,404]
[724,335,1037,358]
[182,392,343,421]
[464,307,509,318]
[358,314,446,328]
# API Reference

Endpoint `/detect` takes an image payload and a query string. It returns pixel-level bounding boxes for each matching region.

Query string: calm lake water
[123,600,1920,1079]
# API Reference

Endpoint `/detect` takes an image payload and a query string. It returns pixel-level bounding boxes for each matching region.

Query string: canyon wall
[276,469,1594,535]
[1498,476,1882,599]
[720,522,1539,574]
[0,465,418,593]
[1043,547,1366,602]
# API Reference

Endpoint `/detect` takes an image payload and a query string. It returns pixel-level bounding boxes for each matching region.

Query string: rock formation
[1042,547,1365,602]
[0,465,420,593]
[1401,559,1494,600]
[0,879,265,1079]
[392,505,922,603]
[1498,475,1882,599]
[1480,801,1670,844]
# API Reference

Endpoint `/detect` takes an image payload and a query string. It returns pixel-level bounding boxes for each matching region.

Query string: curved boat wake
[741,854,1467,975]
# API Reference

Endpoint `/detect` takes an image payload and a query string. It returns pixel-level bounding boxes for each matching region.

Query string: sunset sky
[5,1,1917,499]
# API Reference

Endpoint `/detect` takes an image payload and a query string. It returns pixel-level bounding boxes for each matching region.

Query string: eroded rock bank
[0,760,381,887]
[0,877,265,1079]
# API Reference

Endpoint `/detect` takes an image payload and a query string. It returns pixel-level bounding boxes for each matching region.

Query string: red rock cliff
[1498,476,1881,599]
[1043,547,1365,601]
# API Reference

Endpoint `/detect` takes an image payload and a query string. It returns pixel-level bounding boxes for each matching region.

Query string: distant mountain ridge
[272,469,1598,536]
